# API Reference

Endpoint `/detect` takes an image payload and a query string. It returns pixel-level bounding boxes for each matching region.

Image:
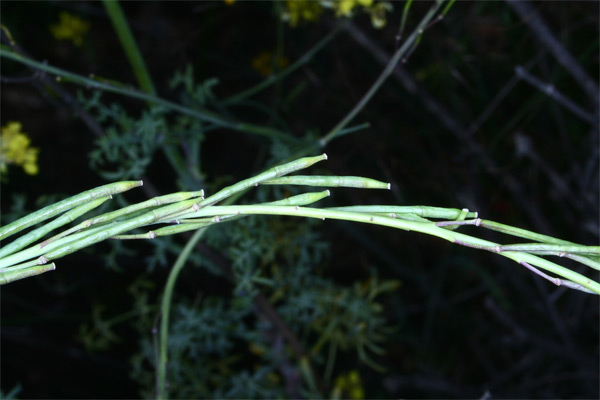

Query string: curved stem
[224,22,344,104]
[179,205,600,294]
[102,0,156,95]
[320,0,446,146]
[0,47,294,142]
[157,227,206,399]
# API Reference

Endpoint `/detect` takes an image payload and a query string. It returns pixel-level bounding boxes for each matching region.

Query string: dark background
[1,1,598,398]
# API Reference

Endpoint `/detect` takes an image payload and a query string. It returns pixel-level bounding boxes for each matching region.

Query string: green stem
[157,228,206,400]
[179,205,600,294]
[0,47,293,142]
[102,0,156,95]
[224,23,344,104]
[396,0,414,43]
[320,0,446,146]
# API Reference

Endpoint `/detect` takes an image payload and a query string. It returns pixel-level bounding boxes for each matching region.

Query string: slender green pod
[0,197,199,269]
[112,217,217,239]
[386,213,431,223]
[565,254,600,271]
[264,190,331,206]
[329,205,478,220]
[494,244,600,255]
[1,258,45,273]
[146,191,333,236]
[151,191,332,230]
[0,263,55,285]
[0,196,110,259]
[88,190,204,226]
[40,198,200,262]
[0,181,142,241]
[176,204,600,294]
[478,219,576,245]
[0,221,119,269]
[262,175,390,189]
[40,190,204,247]
[186,154,328,209]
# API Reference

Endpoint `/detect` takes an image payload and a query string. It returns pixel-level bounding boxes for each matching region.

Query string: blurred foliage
[127,210,400,398]
[281,0,392,29]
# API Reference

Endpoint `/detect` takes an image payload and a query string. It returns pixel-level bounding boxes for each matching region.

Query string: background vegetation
[1,1,598,398]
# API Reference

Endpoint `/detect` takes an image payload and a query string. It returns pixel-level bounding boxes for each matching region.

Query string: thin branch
[0,47,296,143]
[320,0,447,145]
[505,0,600,107]
[515,65,596,125]
[0,30,105,138]
[341,15,557,236]
[224,22,345,105]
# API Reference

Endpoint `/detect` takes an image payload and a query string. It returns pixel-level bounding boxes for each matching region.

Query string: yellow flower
[369,2,392,29]
[224,0,235,5]
[282,0,323,27]
[329,0,391,28]
[49,12,90,46]
[0,122,40,179]
[332,369,365,400]
[281,0,390,28]
[334,0,373,17]
[251,51,290,77]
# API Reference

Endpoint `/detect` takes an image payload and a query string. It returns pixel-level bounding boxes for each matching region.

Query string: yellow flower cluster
[49,12,90,46]
[366,1,393,29]
[251,51,290,77]
[282,0,392,29]
[333,0,374,17]
[0,122,40,179]
[282,0,324,27]
[332,369,365,399]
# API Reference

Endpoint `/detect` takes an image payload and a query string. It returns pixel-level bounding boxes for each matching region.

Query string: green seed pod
[261,175,390,189]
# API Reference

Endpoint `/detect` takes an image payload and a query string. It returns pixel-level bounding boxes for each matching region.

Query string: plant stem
[157,228,206,400]
[102,0,156,95]
[0,47,294,142]
[224,23,344,104]
[320,0,446,146]
[179,205,600,294]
